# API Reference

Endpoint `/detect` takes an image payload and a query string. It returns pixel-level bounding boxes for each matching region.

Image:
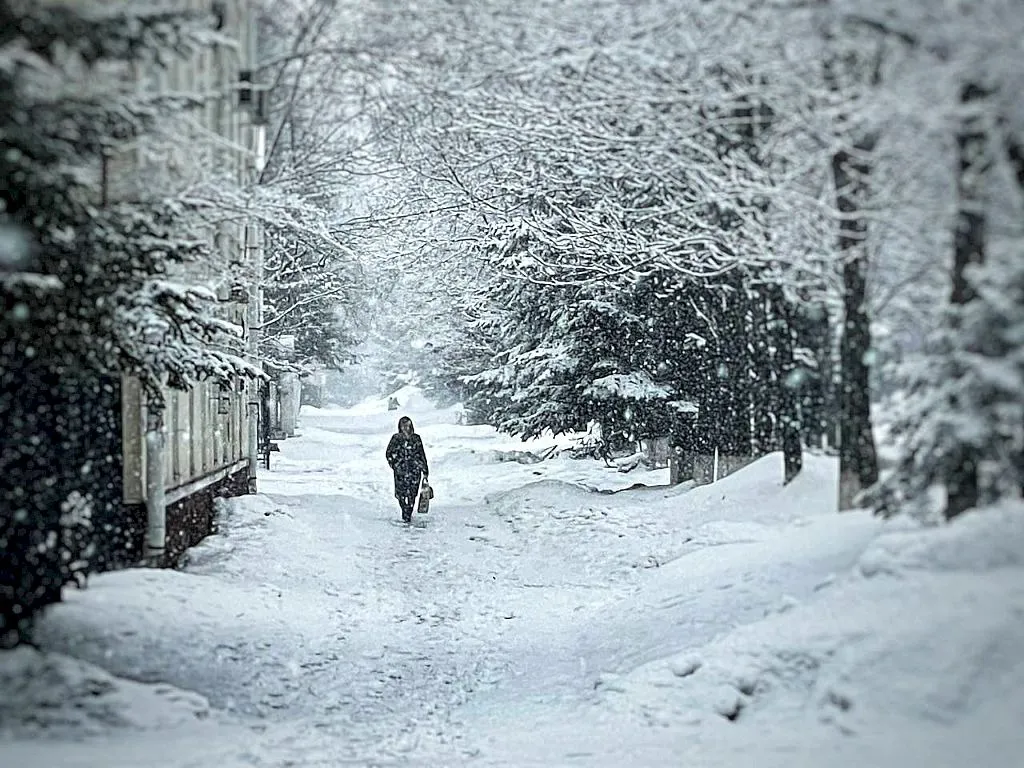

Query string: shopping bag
[416,476,431,513]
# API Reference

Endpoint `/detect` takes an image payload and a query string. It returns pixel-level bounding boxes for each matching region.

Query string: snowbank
[432,446,551,469]
[857,501,1024,576]
[340,384,428,416]
[483,478,596,514]
[296,386,463,439]
[530,501,1024,767]
[459,444,1022,767]
[0,647,210,739]
[6,390,1019,768]
[652,451,839,525]
[333,384,458,428]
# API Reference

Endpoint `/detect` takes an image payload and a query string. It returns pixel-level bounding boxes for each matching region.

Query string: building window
[238,69,253,106]
[212,1,226,30]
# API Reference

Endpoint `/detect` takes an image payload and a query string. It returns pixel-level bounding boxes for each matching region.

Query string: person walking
[385,416,429,523]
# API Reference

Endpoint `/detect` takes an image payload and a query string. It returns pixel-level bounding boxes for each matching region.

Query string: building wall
[116,0,266,546]
[2,0,266,635]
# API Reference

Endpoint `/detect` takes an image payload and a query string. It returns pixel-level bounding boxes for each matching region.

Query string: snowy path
[6,393,1019,767]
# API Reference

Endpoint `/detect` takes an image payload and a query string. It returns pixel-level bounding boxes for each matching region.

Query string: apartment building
[139,0,267,563]
[85,0,269,564]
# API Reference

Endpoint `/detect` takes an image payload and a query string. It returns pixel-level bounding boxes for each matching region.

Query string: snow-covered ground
[2,388,1023,767]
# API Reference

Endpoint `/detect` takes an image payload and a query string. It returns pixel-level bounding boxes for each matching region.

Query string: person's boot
[402,508,412,523]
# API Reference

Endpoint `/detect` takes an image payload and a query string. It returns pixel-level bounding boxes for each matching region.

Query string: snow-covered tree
[0,0,257,399]
[391,0,1024,504]
[873,87,1024,520]
[371,0,839,478]
[259,209,362,374]
[0,0,259,644]
[235,0,387,375]
[205,0,1023,510]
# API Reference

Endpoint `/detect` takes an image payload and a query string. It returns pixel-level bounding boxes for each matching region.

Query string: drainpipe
[245,223,261,492]
[247,389,259,491]
[245,125,267,493]
[144,401,166,562]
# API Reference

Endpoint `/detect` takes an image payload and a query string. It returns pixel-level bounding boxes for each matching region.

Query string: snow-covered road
[4,390,1023,767]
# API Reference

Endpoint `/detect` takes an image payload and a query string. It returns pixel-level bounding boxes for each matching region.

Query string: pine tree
[871,82,1024,521]
[0,0,257,645]
[875,250,1024,520]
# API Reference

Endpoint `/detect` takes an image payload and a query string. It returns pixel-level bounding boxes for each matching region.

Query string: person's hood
[397,416,415,433]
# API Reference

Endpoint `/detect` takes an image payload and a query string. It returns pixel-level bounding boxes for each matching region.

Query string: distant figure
[387,396,399,411]
[386,416,429,523]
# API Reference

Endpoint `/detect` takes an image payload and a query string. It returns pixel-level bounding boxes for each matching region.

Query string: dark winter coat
[386,416,428,499]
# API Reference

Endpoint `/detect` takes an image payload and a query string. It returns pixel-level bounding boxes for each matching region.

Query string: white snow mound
[858,501,1024,577]
[0,647,210,739]
[598,501,1024,763]
[483,478,596,515]
[656,452,840,526]
[345,384,439,418]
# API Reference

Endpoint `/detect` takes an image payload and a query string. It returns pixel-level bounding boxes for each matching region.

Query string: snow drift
[485,501,1024,768]
[0,647,210,739]
[2,394,1020,768]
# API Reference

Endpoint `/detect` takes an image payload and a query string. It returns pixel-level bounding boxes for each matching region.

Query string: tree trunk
[750,292,777,456]
[765,284,803,483]
[946,82,990,521]
[710,290,753,459]
[833,141,880,510]
[819,34,883,510]
[999,119,1024,498]
[795,304,830,450]
[779,344,803,485]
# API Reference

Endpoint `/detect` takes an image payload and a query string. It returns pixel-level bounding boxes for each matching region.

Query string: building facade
[105,0,269,563]
[1,0,275,642]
